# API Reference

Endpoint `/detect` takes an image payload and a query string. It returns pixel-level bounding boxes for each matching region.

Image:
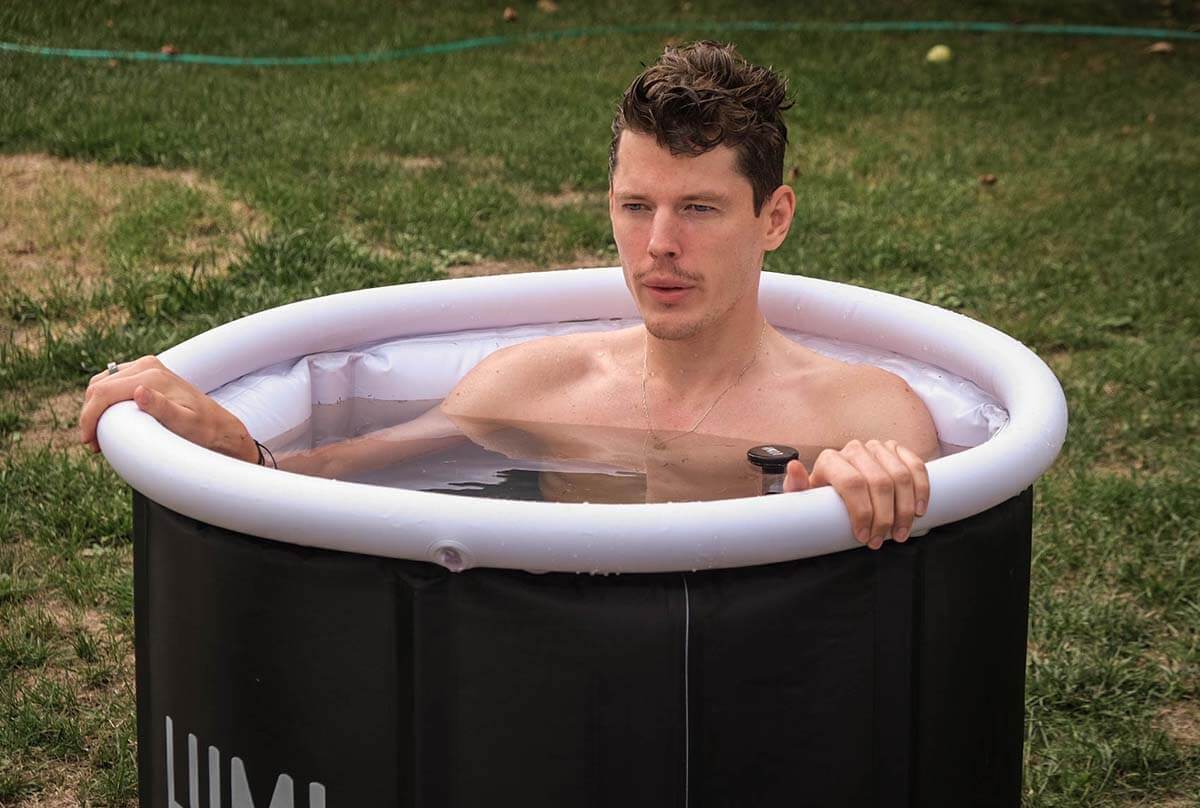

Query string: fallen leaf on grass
[160,43,179,55]
[502,6,518,22]
[1097,314,1133,331]
[978,173,998,186]
[537,0,559,12]
[1145,41,1175,55]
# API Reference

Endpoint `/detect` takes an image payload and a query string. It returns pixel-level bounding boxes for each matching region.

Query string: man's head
[608,42,796,342]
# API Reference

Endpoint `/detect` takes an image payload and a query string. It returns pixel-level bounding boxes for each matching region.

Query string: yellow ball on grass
[926,45,953,64]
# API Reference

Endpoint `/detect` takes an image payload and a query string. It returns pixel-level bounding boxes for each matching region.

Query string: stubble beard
[644,311,708,341]
[643,280,754,343]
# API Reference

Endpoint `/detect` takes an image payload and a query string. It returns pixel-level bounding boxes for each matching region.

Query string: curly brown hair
[609,41,792,215]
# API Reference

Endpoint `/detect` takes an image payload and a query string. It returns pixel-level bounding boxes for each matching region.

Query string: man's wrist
[217,425,260,464]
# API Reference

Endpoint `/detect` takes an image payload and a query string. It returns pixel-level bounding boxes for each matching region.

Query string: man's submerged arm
[277,347,531,479]
[275,403,469,479]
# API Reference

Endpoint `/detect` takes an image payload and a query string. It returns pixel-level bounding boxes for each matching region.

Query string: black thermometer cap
[746,444,800,474]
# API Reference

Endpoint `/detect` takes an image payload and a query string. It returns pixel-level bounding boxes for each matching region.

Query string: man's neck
[643,311,767,400]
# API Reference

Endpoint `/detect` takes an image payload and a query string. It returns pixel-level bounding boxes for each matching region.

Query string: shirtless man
[79,42,936,550]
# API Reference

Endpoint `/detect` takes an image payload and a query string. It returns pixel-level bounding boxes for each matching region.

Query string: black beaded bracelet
[254,440,277,469]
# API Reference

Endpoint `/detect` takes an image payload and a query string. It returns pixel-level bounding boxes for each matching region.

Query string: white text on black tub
[166,715,326,808]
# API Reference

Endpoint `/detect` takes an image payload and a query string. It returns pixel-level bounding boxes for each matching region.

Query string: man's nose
[647,210,681,259]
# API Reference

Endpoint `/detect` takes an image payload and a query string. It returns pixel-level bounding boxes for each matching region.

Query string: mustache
[635,263,701,285]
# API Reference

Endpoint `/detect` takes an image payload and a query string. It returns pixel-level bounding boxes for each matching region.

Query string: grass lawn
[2,1,1198,804]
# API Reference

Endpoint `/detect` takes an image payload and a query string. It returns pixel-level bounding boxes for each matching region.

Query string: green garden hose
[1,20,1196,68]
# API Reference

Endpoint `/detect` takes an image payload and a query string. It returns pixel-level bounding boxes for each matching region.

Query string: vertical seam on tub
[874,546,918,808]
[872,556,881,806]
[408,572,422,807]
[682,573,691,808]
[908,547,924,808]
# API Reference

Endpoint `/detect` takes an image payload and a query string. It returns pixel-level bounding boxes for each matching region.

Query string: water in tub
[264,397,964,504]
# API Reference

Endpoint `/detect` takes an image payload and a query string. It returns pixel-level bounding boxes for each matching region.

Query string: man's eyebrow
[612,191,731,203]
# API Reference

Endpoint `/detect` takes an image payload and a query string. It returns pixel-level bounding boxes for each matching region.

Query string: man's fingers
[79,371,160,444]
[80,379,131,444]
[87,356,157,384]
[89,363,127,385]
[813,450,874,545]
[134,385,196,436]
[811,439,932,551]
[841,442,894,549]
[782,459,810,493]
[869,440,915,542]
[894,443,930,517]
[83,361,144,437]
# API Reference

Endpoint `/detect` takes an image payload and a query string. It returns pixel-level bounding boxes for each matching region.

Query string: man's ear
[762,184,796,251]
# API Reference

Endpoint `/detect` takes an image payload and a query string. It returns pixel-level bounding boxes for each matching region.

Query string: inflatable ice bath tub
[98,268,1067,807]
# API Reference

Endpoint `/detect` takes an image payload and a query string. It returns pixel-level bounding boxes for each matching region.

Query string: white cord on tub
[682,573,691,808]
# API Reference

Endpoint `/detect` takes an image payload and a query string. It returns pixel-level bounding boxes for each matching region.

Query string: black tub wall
[134,489,1032,808]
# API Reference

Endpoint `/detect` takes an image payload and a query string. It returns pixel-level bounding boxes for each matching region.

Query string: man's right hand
[79,355,259,463]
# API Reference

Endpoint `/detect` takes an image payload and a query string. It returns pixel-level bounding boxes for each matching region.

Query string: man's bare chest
[473,387,836,477]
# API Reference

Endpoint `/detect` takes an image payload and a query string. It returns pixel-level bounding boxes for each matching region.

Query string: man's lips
[643,282,693,304]
[638,276,696,303]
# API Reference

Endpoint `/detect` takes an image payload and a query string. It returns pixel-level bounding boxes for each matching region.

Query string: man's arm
[274,405,467,478]
[79,355,473,478]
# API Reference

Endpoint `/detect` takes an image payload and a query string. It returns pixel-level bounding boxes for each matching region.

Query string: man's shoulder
[820,358,910,392]
[479,328,623,379]
[442,328,630,419]
[803,357,939,458]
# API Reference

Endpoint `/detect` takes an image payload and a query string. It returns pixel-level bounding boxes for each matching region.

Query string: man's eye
[622,203,648,212]
[687,204,715,213]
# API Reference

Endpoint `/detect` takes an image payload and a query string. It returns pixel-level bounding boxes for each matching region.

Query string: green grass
[2,1,1199,805]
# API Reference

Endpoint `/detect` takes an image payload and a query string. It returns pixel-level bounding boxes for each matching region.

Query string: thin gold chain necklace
[641,319,767,452]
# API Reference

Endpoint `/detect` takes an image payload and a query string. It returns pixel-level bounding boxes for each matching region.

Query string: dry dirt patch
[3,389,89,452]
[444,252,614,279]
[1157,700,1200,749]
[0,153,260,298]
[540,185,607,210]
[16,769,90,808]
[0,153,263,353]
[41,597,109,639]
[360,152,445,172]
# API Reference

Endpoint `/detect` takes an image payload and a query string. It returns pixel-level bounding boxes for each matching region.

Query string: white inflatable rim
[98,268,1068,572]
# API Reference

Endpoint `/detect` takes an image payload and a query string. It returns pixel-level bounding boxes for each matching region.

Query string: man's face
[609,130,786,341]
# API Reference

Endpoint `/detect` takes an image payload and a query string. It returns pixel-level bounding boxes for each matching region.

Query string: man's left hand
[783,439,930,550]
